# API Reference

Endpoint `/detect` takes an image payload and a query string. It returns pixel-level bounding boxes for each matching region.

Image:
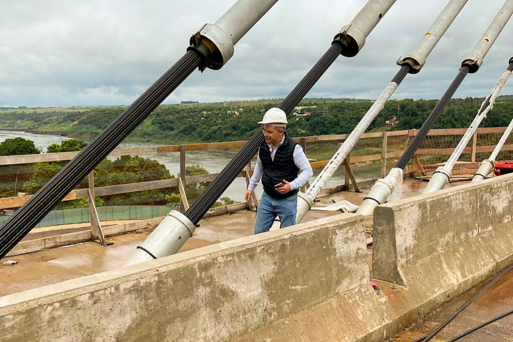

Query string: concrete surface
[392,268,513,341]
[0,193,347,297]
[0,179,431,297]
[0,214,367,342]
[374,173,513,286]
[2,177,506,342]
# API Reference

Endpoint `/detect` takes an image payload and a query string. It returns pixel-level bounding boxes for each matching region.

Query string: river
[0,131,383,201]
[0,130,70,152]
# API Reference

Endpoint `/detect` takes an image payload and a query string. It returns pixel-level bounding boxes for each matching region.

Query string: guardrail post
[299,137,307,153]
[88,171,95,199]
[244,162,259,209]
[87,170,109,246]
[180,145,186,212]
[471,132,478,162]
[344,153,351,190]
[382,131,388,178]
[343,153,361,192]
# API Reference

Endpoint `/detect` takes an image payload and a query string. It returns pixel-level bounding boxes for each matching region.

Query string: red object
[494,161,513,176]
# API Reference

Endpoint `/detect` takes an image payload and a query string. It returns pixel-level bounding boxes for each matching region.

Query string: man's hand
[276,180,292,195]
[245,190,253,202]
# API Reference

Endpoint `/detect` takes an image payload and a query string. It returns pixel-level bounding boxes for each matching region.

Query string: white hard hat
[258,108,288,125]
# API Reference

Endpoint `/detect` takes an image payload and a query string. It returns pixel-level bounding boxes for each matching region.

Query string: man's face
[263,124,283,146]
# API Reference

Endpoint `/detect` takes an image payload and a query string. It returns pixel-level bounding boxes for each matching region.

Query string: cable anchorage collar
[189,23,235,71]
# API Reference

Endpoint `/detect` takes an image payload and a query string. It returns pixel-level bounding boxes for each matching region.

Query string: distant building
[294,106,317,111]
[180,101,199,104]
[386,116,399,126]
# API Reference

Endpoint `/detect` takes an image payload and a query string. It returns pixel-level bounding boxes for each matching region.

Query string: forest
[0,96,511,144]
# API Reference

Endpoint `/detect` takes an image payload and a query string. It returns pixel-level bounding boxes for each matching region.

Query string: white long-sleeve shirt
[248,142,313,192]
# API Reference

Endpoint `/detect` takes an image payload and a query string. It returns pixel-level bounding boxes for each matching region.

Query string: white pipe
[296,192,313,224]
[305,82,397,202]
[215,0,279,46]
[357,168,403,216]
[397,0,468,73]
[297,0,468,222]
[462,0,513,73]
[360,2,513,213]
[472,159,495,182]
[472,118,513,182]
[335,0,396,57]
[490,117,513,161]
[125,211,196,266]
[190,0,279,69]
[423,67,512,194]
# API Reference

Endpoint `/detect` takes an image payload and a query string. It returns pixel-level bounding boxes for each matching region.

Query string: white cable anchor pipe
[296,0,469,222]
[472,78,513,184]
[424,63,512,194]
[357,0,513,216]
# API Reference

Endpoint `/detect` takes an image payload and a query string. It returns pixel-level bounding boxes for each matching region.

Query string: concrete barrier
[0,214,368,342]
[235,174,513,341]
[373,173,513,286]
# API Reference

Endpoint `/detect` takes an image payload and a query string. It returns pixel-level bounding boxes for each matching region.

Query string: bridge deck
[2,177,512,341]
[0,178,461,297]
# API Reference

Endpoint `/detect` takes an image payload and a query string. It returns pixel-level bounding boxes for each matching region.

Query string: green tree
[47,139,87,153]
[23,155,175,208]
[0,138,40,197]
[23,139,88,195]
[0,137,40,156]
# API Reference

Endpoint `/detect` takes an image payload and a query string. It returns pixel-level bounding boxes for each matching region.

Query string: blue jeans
[254,192,297,234]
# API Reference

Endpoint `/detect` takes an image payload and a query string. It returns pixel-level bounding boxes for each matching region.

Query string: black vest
[259,134,299,199]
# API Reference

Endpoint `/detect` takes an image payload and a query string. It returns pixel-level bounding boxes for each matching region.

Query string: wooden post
[244,163,259,209]
[406,129,416,146]
[180,145,186,213]
[471,132,478,162]
[344,153,351,190]
[88,171,95,199]
[343,155,361,193]
[413,156,426,176]
[87,188,109,246]
[382,132,388,178]
[87,170,109,246]
[299,137,307,153]
[178,178,190,211]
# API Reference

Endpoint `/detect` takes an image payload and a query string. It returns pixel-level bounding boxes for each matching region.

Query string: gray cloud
[0,0,512,107]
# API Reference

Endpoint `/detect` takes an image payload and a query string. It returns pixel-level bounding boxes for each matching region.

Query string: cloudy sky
[0,0,512,107]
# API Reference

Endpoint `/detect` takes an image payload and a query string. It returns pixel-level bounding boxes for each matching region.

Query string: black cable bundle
[413,265,512,342]
[185,43,344,224]
[396,65,470,170]
[0,50,203,259]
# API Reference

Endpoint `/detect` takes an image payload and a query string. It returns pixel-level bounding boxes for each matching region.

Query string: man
[245,108,313,234]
